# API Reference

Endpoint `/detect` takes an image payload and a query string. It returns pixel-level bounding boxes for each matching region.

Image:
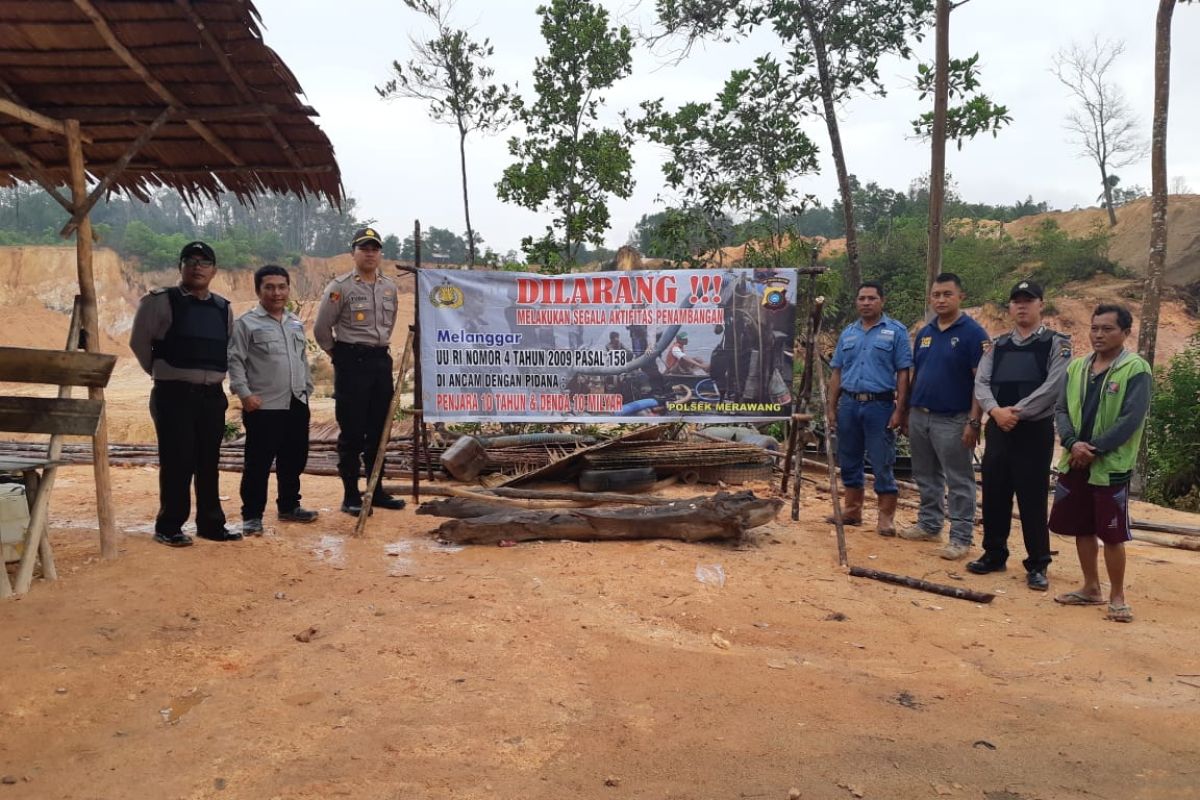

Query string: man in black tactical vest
[131,241,241,547]
[971,280,1071,590]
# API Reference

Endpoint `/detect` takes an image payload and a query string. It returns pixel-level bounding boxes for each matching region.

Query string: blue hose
[618,398,659,416]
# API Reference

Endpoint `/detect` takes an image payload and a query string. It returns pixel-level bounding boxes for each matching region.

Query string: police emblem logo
[355,311,366,321]
[919,336,933,348]
[329,291,341,302]
[366,228,376,238]
[950,336,959,348]
[759,277,791,310]
[429,280,465,310]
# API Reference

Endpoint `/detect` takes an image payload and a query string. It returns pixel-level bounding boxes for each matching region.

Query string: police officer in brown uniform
[314,227,406,515]
[130,241,241,546]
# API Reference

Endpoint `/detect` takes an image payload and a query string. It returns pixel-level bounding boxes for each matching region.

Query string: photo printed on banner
[419,267,797,423]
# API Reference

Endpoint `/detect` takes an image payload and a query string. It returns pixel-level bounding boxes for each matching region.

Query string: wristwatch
[968,419,982,429]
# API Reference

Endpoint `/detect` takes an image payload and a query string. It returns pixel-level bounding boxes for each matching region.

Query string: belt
[334,342,389,354]
[154,379,224,392]
[845,391,894,402]
[913,407,963,415]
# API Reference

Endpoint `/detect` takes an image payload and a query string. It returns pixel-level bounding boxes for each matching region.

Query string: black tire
[578,467,658,493]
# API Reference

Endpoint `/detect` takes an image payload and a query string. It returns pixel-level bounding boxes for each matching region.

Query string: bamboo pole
[816,361,847,566]
[411,219,423,503]
[65,118,118,560]
[850,566,995,604]
[355,329,415,537]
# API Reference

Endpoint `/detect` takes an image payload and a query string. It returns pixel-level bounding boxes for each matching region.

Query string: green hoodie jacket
[1056,350,1152,486]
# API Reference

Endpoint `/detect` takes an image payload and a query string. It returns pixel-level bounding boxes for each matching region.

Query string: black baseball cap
[351,227,383,248]
[179,241,215,265]
[1009,279,1044,301]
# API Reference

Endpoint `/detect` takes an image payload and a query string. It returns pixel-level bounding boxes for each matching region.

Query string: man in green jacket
[1050,304,1151,623]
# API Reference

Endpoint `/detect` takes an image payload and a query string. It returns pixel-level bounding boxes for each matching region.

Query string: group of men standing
[129,228,406,548]
[828,275,1151,622]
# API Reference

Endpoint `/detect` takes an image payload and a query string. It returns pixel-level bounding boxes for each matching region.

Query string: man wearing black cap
[314,227,406,515]
[130,241,241,546]
[971,279,1071,590]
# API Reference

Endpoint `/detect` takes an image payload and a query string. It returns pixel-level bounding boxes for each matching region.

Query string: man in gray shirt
[228,265,318,535]
[970,279,1071,591]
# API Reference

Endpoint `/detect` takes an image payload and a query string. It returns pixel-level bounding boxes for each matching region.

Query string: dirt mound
[1006,194,1200,287]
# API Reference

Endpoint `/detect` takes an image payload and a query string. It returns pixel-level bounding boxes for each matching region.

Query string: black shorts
[1048,469,1132,545]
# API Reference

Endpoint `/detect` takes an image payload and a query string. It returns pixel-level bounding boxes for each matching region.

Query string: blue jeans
[836,397,897,495]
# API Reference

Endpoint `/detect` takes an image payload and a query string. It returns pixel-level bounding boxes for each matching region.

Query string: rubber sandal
[1055,591,1105,606]
[1105,603,1134,623]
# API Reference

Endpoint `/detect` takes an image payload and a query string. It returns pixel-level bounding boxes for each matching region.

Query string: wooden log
[434,490,783,545]
[849,566,995,604]
[417,497,529,519]
[1132,531,1200,551]
[816,362,847,566]
[1131,520,1200,537]
[486,486,680,506]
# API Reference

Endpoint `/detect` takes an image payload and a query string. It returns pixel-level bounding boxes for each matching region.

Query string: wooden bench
[0,343,116,597]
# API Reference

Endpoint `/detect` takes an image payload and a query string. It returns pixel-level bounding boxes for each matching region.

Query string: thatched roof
[0,0,342,205]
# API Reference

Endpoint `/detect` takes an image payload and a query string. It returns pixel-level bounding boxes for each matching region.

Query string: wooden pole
[816,361,847,567]
[411,219,423,503]
[925,0,950,311]
[354,329,414,537]
[849,566,995,604]
[65,119,118,560]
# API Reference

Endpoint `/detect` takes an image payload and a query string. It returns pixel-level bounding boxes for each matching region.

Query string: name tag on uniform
[881,328,895,338]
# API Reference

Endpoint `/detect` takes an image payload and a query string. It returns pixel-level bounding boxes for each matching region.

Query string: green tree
[637,56,820,269]
[382,234,401,260]
[911,0,1011,300]
[497,0,634,271]
[653,0,935,290]
[378,0,514,265]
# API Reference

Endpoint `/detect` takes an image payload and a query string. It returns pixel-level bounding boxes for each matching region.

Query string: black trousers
[981,416,1055,571]
[332,344,393,502]
[239,396,310,519]
[150,381,228,536]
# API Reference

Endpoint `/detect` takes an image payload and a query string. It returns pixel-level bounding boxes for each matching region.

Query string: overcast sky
[255,0,1200,254]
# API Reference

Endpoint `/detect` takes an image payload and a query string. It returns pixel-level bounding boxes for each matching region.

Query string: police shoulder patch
[149,286,169,295]
[329,291,341,303]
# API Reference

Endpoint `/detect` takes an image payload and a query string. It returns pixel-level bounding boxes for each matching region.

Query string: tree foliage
[377,0,514,265]
[496,0,634,271]
[652,0,935,289]
[636,55,820,269]
[911,53,1012,148]
[1144,335,1200,509]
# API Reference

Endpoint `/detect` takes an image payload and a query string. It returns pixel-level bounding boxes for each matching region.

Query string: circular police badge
[429,280,465,310]
[760,278,790,310]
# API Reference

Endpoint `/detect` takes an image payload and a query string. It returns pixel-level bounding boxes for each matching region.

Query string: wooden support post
[816,361,847,567]
[410,219,424,502]
[65,119,118,561]
[355,330,415,538]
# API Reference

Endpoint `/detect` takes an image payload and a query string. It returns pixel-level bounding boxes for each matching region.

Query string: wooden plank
[0,456,59,471]
[0,96,71,139]
[0,347,116,387]
[0,397,104,436]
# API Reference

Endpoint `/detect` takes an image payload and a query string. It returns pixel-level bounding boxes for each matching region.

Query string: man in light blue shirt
[826,281,913,536]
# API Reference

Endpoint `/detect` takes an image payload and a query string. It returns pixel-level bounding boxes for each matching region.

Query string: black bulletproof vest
[990,330,1054,407]
[151,288,230,372]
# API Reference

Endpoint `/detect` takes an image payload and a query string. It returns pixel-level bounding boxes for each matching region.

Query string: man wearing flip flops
[1049,305,1151,623]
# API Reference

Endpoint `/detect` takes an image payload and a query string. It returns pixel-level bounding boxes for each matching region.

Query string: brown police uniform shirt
[313,270,399,351]
[129,284,233,385]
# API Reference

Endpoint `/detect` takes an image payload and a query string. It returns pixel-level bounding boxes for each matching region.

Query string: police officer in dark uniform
[971,279,1071,590]
[314,227,406,515]
[130,241,241,546]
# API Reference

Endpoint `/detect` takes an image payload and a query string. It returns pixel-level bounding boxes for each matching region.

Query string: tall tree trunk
[457,127,476,266]
[925,0,950,309]
[804,10,860,292]
[1139,0,1175,368]
[1101,165,1119,228]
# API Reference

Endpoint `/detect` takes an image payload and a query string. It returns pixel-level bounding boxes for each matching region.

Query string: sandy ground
[2,464,1199,800]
